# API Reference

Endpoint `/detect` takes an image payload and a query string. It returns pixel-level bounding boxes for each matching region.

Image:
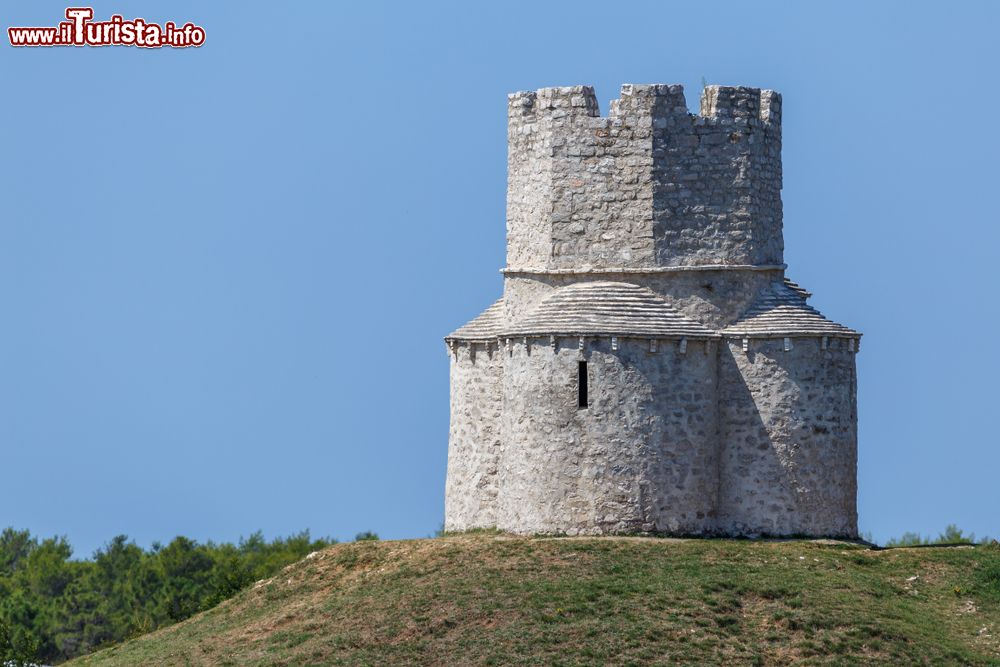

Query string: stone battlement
[509,84,780,125]
[506,83,783,271]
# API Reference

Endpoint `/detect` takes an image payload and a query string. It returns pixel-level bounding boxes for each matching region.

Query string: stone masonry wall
[505,84,783,271]
[717,338,858,538]
[656,86,783,266]
[496,337,718,535]
[444,343,503,530]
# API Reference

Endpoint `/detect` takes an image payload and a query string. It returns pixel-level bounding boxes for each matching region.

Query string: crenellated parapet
[506,83,783,272]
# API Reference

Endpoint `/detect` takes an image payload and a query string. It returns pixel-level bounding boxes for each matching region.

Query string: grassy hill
[68,534,1000,666]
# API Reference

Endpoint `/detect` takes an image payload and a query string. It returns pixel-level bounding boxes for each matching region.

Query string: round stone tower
[495,282,718,535]
[445,82,861,538]
[717,281,859,537]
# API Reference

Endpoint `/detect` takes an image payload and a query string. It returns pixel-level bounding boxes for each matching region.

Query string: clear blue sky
[2,1,997,555]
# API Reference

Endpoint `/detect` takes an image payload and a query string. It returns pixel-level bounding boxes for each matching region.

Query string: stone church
[444,83,860,538]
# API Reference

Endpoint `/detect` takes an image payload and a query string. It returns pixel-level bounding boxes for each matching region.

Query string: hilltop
[69,534,1000,666]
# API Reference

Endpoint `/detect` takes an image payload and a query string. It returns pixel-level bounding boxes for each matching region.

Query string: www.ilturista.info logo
[8,7,205,48]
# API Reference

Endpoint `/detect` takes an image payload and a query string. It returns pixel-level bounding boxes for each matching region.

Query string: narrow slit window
[578,361,588,409]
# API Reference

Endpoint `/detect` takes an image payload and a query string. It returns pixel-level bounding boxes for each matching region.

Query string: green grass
[68,535,1000,666]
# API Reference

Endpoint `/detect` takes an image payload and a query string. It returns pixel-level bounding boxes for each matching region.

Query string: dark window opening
[578,361,588,409]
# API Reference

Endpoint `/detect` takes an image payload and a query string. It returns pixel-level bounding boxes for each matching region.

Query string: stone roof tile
[782,277,812,298]
[446,299,504,341]
[721,281,859,338]
[504,282,717,338]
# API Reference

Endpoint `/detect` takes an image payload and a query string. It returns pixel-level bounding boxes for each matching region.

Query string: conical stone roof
[721,281,859,338]
[782,277,811,298]
[504,281,716,338]
[446,299,504,341]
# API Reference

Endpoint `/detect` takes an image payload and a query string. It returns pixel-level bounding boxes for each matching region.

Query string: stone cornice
[501,264,786,276]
